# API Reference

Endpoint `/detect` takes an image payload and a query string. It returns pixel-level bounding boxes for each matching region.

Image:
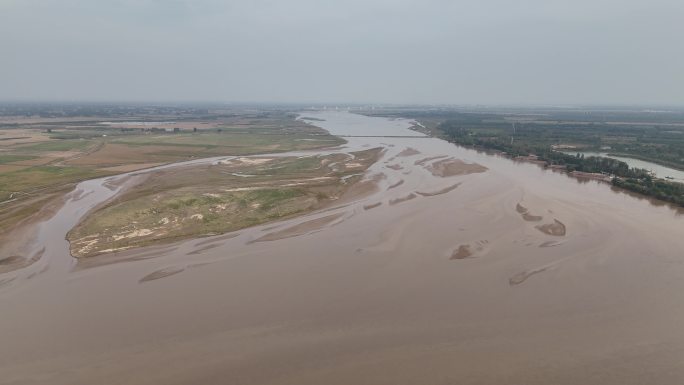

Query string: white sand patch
[97,246,133,254]
[220,157,273,166]
[230,173,257,177]
[75,238,99,253]
[213,204,228,211]
[345,162,364,168]
[238,157,273,165]
[113,229,154,241]
[224,187,263,192]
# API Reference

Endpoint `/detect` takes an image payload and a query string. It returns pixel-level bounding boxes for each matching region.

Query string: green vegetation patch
[107,132,344,159]
[67,148,382,257]
[68,187,313,257]
[0,155,36,164]
[16,139,91,153]
[0,166,107,194]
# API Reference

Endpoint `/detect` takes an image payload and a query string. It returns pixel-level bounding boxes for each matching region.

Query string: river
[1,111,683,385]
[564,151,684,182]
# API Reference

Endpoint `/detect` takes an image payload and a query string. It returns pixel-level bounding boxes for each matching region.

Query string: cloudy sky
[1,0,683,105]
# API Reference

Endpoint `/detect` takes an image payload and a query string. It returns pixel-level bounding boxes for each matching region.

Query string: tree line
[438,120,684,207]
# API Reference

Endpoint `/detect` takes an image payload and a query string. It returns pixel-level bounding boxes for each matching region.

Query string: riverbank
[433,126,684,207]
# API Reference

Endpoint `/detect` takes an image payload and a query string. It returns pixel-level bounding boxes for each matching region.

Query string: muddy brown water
[1,112,684,385]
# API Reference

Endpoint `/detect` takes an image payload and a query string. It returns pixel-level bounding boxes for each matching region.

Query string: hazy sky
[2,0,683,105]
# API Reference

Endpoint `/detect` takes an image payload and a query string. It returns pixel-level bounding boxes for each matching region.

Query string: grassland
[67,148,381,257]
[0,111,345,245]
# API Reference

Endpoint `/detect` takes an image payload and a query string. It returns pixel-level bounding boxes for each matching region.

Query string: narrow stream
[564,151,684,182]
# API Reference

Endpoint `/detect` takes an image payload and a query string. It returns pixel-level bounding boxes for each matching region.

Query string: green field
[16,139,92,152]
[0,166,106,196]
[0,155,35,164]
